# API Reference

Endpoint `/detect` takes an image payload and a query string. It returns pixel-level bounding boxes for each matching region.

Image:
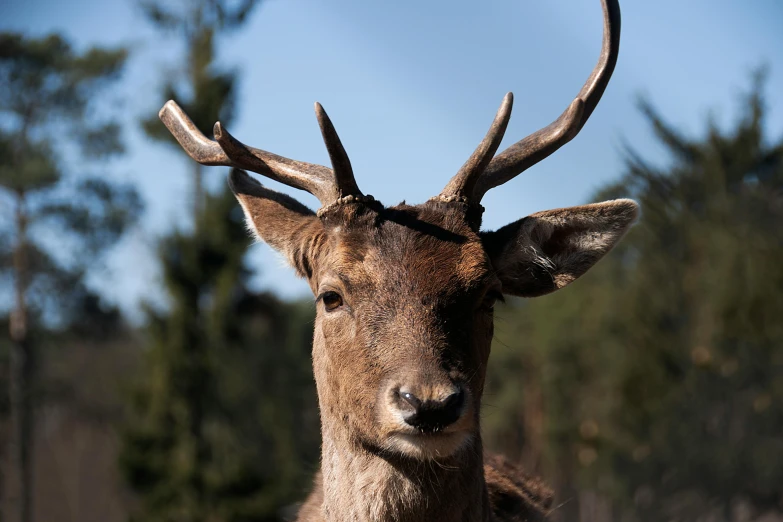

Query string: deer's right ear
[228,169,323,279]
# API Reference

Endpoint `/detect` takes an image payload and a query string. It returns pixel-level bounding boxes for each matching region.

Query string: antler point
[158,100,178,120]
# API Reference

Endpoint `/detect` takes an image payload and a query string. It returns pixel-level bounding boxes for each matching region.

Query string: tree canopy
[0,31,142,522]
[485,71,783,521]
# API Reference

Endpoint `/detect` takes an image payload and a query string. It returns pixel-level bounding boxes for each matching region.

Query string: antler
[438,93,514,201]
[158,100,363,206]
[439,0,621,204]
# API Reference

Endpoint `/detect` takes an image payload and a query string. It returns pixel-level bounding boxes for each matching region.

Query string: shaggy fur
[228,169,638,522]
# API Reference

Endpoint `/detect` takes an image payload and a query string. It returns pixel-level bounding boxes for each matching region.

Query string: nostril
[442,388,465,413]
[399,386,466,433]
[400,391,422,410]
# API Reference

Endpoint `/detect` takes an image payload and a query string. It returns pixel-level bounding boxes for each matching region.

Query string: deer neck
[319,423,492,522]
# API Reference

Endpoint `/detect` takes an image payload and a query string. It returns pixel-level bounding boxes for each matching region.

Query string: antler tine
[159,100,233,166]
[314,103,362,198]
[472,0,621,202]
[212,121,337,204]
[439,93,513,201]
[159,100,363,206]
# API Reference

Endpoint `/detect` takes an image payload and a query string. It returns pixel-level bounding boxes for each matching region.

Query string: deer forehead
[318,206,492,300]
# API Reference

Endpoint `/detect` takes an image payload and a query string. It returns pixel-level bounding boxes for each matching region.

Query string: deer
[158,0,633,519]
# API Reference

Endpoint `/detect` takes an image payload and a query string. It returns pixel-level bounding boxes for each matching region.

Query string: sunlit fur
[230,168,638,522]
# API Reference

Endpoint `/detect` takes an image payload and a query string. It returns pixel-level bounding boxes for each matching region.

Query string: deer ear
[228,169,323,279]
[481,199,639,297]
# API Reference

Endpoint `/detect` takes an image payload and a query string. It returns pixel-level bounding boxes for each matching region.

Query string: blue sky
[2,0,783,319]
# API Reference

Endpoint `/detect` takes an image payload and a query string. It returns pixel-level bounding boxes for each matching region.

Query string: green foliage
[120,186,319,522]
[139,0,260,35]
[0,32,141,522]
[139,0,263,146]
[484,72,783,520]
[0,33,127,160]
[0,31,142,324]
[119,4,317,518]
[140,28,238,145]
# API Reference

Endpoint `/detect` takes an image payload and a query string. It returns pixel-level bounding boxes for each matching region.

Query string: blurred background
[1,0,782,521]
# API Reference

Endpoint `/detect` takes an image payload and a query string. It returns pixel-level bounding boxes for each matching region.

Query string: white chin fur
[386,431,472,460]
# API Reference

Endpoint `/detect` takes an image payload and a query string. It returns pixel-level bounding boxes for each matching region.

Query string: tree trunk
[9,193,33,522]
[193,160,203,222]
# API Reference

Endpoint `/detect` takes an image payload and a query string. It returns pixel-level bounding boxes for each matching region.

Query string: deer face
[308,203,497,459]
[159,0,628,462]
[226,170,637,462]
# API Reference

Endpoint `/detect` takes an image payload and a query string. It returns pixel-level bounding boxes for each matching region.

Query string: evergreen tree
[485,72,783,521]
[0,32,141,522]
[120,186,319,522]
[139,0,262,219]
[119,2,319,520]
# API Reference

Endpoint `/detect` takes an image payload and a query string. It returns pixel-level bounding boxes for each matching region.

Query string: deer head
[159,0,633,501]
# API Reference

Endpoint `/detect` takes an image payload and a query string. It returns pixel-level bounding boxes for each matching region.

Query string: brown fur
[229,169,638,522]
[296,455,553,522]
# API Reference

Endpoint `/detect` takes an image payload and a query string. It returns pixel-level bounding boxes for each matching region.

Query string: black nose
[399,387,465,433]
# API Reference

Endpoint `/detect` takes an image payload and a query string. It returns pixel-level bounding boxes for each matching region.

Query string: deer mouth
[386,429,474,460]
[377,382,477,459]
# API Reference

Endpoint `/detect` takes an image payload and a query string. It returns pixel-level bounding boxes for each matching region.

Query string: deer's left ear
[481,199,639,297]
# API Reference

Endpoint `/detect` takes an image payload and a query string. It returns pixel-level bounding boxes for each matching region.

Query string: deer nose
[397,387,465,433]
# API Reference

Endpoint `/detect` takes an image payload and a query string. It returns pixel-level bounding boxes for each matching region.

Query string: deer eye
[321,291,344,312]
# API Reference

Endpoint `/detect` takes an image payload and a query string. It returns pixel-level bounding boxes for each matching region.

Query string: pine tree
[139,0,262,220]
[118,2,320,519]
[120,186,319,522]
[0,32,141,522]
[485,71,783,521]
